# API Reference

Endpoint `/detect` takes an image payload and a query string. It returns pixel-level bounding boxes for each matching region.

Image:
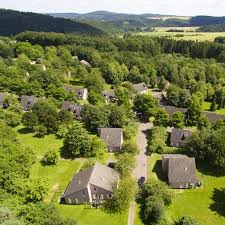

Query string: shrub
[41,150,59,165]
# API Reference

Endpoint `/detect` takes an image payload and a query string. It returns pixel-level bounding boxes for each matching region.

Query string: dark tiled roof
[63,163,119,197]
[20,95,36,111]
[61,101,83,118]
[168,158,197,184]
[164,106,187,116]
[133,83,147,93]
[170,128,192,145]
[99,128,123,148]
[203,112,225,124]
[163,154,188,159]
[102,90,116,99]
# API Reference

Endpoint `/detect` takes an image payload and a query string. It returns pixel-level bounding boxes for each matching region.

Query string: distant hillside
[0,9,104,36]
[49,11,190,32]
[190,16,225,26]
[198,23,225,32]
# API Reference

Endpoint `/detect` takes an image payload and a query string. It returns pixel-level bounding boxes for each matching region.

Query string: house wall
[162,158,169,174]
[107,146,121,153]
[89,184,113,203]
[64,188,90,204]
[169,182,197,189]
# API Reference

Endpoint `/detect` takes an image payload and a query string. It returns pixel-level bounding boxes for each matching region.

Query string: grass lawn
[134,204,144,225]
[15,126,126,225]
[57,204,128,225]
[148,154,225,225]
[138,31,225,42]
[202,101,225,115]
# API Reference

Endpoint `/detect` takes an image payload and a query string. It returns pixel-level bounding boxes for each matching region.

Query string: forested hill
[0,9,104,36]
[198,23,225,32]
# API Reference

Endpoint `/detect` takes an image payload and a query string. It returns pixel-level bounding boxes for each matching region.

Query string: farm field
[148,154,225,225]
[139,30,225,42]
[15,126,126,225]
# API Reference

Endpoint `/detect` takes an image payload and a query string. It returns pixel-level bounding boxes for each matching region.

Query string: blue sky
[1,0,225,16]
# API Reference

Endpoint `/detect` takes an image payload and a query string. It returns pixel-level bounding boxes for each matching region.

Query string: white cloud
[0,0,225,16]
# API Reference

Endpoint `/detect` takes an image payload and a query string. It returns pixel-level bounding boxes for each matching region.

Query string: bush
[121,141,139,155]
[35,125,47,138]
[175,216,199,225]
[123,123,138,140]
[41,150,59,165]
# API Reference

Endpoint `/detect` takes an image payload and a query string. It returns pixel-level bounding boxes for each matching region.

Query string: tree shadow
[196,161,225,177]
[210,188,225,217]
[60,145,73,159]
[17,127,33,134]
[152,160,166,182]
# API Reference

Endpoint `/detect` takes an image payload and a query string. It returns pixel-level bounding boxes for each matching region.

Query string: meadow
[147,154,225,225]
[15,126,128,225]
[139,27,225,42]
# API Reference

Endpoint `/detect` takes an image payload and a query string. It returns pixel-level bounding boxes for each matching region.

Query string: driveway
[127,122,153,225]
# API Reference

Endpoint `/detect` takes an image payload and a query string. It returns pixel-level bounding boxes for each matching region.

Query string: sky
[1,0,225,16]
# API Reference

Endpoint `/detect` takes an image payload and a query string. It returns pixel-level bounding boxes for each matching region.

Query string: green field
[15,126,127,225]
[148,154,225,225]
[202,102,225,115]
[139,31,225,42]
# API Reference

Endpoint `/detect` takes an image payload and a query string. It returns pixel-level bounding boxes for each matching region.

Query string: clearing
[148,154,225,225]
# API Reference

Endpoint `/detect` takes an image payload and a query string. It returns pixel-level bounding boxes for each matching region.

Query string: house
[0,92,9,108]
[98,128,123,152]
[20,95,37,111]
[62,162,119,205]
[63,85,88,100]
[102,90,116,103]
[170,128,192,147]
[133,83,148,94]
[164,106,187,117]
[202,112,225,125]
[162,154,198,189]
[150,89,166,104]
[80,59,91,68]
[61,101,83,119]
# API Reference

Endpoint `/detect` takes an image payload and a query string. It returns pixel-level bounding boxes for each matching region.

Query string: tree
[133,94,159,120]
[22,112,38,131]
[82,104,110,132]
[170,112,185,128]
[116,153,136,178]
[103,178,136,213]
[41,150,59,166]
[109,105,129,128]
[153,108,169,127]
[58,110,73,123]
[63,122,105,158]
[158,76,167,90]
[121,141,139,155]
[175,216,199,225]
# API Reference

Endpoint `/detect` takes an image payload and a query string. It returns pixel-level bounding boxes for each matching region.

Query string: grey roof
[63,163,119,197]
[0,92,9,104]
[168,158,197,184]
[80,60,91,67]
[102,90,116,99]
[150,90,166,101]
[63,85,87,99]
[202,112,225,124]
[61,101,83,116]
[163,154,189,159]
[170,128,192,145]
[133,83,147,93]
[164,106,187,116]
[99,128,123,148]
[20,95,36,111]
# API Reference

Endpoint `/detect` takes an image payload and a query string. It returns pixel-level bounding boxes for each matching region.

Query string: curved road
[128,122,153,225]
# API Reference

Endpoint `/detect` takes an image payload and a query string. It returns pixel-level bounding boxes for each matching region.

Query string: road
[127,122,153,225]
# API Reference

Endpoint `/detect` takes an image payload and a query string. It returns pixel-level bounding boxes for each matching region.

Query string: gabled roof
[164,106,187,116]
[61,101,83,112]
[0,92,9,104]
[99,128,123,148]
[203,112,225,124]
[170,128,192,144]
[133,83,147,93]
[80,60,91,67]
[102,90,116,98]
[20,95,36,111]
[168,158,197,184]
[63,85,87,98]
[63,163,119,197]
[163,154,189,159]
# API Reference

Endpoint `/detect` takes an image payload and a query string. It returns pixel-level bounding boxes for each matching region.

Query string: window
[93,187,97,191]
[82,191,86,196]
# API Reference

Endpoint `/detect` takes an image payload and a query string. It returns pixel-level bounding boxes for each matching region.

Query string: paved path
[127,123,153,225]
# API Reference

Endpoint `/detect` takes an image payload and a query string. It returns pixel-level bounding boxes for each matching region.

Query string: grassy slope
[148,154,225,225]
[139,31,225,42]
[202,101,225,115]
[15,125,127,225]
